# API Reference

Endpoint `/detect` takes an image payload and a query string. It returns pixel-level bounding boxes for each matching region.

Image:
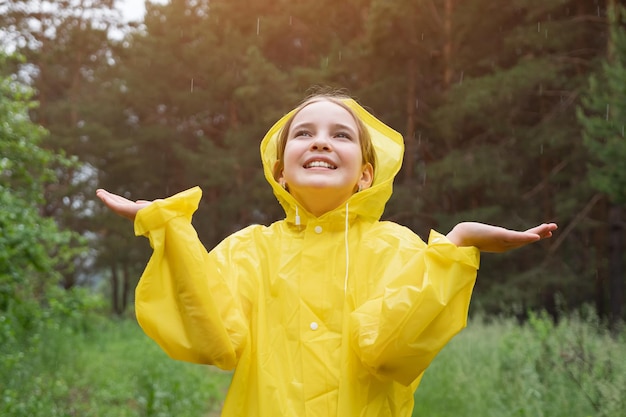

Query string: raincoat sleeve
[133,187,248,370]
[351,229,479,386]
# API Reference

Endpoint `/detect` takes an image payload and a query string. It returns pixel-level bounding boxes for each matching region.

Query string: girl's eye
[335,132,352,140]
[294,130,311,138]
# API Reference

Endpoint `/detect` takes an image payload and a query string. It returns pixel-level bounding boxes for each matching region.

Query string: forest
[0,0,625,415]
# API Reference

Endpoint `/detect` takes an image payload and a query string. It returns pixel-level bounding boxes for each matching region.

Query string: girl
[97,93,557,416]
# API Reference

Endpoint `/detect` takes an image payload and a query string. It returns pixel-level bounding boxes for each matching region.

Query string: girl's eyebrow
[333,123,357,134]
[290,122,314,131]
[290,122,357,134]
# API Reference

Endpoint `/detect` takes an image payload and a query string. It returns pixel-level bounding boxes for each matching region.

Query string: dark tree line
[1,0,624,322]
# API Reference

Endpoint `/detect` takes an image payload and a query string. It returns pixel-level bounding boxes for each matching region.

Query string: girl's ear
[273,160,284,183]
[358,163,374,190]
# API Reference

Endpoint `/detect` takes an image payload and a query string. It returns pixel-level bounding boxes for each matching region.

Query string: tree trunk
[111,263,121,315]
[594,196,608,319]
[608,203,624,325]
[442,0,454,88]
[606,0,624,327]
[122,262,132,314]
[403,56,417,184]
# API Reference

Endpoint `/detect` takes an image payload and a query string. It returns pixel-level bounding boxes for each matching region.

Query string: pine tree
[418,0,608,314]
[578,3,626,322]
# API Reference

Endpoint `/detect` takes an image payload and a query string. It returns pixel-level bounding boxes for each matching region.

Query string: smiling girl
[96,93,557,416]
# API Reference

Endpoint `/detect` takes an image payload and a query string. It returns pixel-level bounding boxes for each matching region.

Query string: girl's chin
[293,182,345,191]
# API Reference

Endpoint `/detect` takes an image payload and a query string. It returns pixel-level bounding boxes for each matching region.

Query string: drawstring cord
[344,202,349,293]
[295,205,301,226]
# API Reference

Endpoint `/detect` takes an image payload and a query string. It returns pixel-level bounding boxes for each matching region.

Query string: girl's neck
[290,188,351,217]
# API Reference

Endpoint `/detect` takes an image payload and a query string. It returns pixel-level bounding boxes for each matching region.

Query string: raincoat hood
[260,99,404,223]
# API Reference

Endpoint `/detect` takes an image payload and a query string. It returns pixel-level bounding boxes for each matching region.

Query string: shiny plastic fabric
[133,100,480,417]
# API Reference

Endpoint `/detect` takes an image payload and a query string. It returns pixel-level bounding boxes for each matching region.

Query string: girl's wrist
[445,223,467,247]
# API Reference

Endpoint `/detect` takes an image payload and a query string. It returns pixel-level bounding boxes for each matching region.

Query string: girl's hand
[96,189,154,221]
[445,222,558,253]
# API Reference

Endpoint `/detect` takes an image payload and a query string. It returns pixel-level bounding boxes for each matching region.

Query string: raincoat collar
[260,99,404,225]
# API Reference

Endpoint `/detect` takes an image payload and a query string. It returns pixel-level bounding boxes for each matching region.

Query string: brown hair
[273,93,377,181]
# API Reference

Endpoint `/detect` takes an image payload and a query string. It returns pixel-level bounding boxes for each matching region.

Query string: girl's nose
[310,134,331,151]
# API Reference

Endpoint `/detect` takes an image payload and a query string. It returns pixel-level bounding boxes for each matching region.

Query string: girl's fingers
[525,223,557,234]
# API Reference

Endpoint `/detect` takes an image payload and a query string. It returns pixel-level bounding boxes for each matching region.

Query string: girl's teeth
[307,161,335,169]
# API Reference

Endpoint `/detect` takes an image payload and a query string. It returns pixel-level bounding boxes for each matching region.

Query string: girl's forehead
[291,100,358,127]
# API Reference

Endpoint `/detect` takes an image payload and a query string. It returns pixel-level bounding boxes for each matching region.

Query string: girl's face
[277,100,373,216]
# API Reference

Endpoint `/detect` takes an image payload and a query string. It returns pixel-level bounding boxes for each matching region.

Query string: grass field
[1,319,231,417]
[2,311,624,416]
[413,312,626,417]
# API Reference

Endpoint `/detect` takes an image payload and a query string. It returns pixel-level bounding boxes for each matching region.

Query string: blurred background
[1,0,625,416]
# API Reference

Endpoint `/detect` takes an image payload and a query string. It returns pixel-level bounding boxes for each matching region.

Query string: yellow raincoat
[133,100,480,416]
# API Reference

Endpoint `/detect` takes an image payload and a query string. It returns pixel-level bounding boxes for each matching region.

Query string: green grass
[1,318,231,417]
[413,313,626,417]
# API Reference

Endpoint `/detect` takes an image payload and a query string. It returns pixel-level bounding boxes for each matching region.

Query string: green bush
[0,319,230,417]
[1,49,90,350]
[414,312,626,417]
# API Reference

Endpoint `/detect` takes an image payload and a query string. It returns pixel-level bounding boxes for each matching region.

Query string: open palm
[446,222,558,253]
[96,189,153,221]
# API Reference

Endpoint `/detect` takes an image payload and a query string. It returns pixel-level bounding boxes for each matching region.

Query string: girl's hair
[273,93,377,181]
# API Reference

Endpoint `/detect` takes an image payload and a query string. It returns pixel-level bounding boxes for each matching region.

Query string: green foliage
[578,7,626,204]
[0,319,230,416]
[414,313,626,417]
[504,311,625,416]
[415,0,604,313]
[0,61,50,200]
[1,0,621,317]
[0,53,91,345]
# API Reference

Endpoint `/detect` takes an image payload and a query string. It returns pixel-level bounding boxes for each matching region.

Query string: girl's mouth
[304,160,337,169]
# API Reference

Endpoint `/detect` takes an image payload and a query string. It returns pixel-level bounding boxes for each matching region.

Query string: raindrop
[421,33,424,41]
[540,144,544,154]
[190,78,194,93]
[339,51,342,61]
[537,22,541,32]
[459,71,464,85]
[606,104,610,121]
[545,29,548,38]
[257,17,260,36]
[539,83,543,96]
[289,16,292,26]
[622,125,624,137]
[415,98,419,110]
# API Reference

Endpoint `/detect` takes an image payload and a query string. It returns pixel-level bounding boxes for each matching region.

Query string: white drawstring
[344,202,350,293]
[295,205,301,226]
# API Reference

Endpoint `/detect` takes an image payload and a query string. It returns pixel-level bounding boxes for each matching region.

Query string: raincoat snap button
[310,322,319,330]
[314,226,323,234]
